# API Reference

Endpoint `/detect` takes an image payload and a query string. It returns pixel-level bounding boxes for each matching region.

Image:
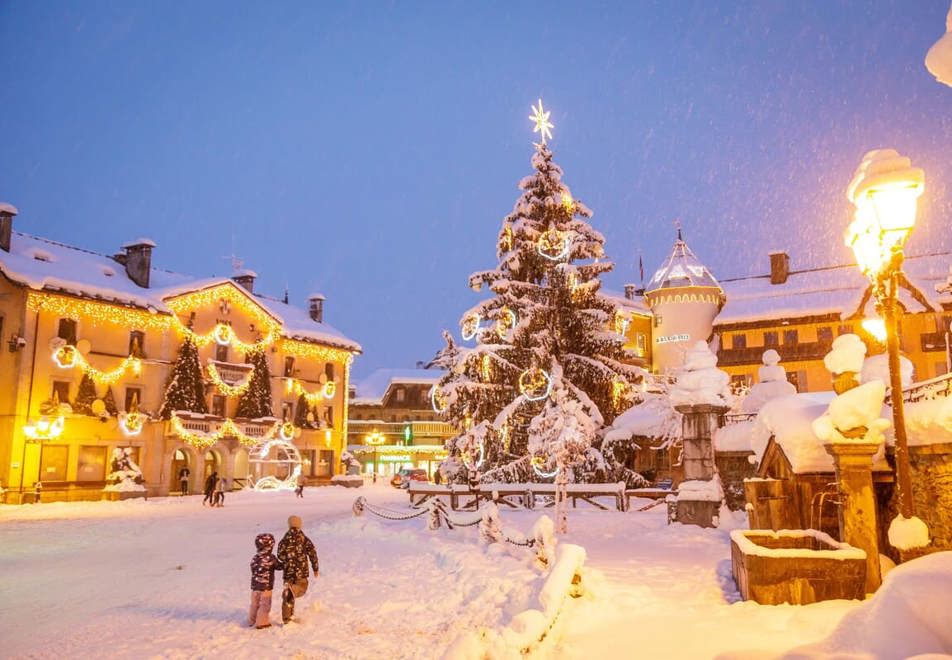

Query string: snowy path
[0,489,861,659]
[0,485,539,659]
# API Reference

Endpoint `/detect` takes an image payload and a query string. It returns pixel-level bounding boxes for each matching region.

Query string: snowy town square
[2,3,952,660]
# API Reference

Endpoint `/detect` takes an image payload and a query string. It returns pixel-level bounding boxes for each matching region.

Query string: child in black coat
[248,533,283,628]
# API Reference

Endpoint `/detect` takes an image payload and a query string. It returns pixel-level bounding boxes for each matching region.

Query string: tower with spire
[643,226,725,372]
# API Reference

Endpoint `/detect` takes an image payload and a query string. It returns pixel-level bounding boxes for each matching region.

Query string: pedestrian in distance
[277,515,319,623]
[248,533,283,629]
[178,466,190,495]
[213,476,227,507]
[202,471,217,506]
[294,472,305,498]
[33,480,42,504]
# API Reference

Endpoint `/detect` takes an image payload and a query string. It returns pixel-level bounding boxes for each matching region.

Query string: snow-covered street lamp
[845,149,924,536]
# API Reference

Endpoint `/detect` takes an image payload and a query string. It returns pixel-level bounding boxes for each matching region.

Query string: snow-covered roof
[353,368,445,405]
[716,252,951,326]
[645,236,722,293]
[0,202,19,215]
[602,288,651,315]
[0,231,361,352]
[751,392,891,473]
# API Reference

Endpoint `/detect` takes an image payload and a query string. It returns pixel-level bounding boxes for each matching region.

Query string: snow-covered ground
[0,486,870,659]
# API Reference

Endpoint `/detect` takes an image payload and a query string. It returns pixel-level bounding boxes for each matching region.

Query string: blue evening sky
[1,1,950,378]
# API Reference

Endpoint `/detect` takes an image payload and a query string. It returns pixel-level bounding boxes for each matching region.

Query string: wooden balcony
[717,340,833,367]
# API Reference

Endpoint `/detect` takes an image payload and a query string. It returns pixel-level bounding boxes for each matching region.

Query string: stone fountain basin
[730,529,866,605]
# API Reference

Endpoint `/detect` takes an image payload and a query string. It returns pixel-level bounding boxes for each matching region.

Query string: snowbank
[444,542,586,660]
[741,349,797,414]
[903,395,952,446]
[605,394,681,442]
[791,551,952,658]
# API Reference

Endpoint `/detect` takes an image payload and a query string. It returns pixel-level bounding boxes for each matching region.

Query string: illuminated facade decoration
[0,225,360,503]
[518,367,552,401]
[537,227,571,261]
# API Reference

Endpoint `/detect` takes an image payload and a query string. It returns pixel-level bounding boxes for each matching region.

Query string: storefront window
[39,444,69,482]
[77,446,107,481]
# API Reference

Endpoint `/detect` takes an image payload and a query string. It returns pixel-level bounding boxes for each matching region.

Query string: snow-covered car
[391,468,428,489]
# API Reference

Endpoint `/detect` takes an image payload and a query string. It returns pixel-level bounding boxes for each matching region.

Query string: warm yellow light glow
[27,293,168,330]
[495,307,517,339]
[862,318,887,342]
[53,345,142,386]
[611,377,628,409]
[24,415,65,440]
[285,378,336,406]
[480,354,493,381]
[430,385,448,414]
[461,313,481,341]
[537,228,571,261]
[366,430,386,446]
[501,225,514,252]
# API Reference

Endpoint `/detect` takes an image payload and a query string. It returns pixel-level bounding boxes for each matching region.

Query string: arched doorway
[171,449,190,494]
[234,448,249,488]
[204,449,221,480]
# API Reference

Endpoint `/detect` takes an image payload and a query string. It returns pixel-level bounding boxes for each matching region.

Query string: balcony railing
[166,415,280,440]
[717,340,834,366]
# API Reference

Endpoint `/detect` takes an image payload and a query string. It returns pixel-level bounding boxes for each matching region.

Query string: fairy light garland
[461,313,481,341]
[24,415,65,440]
[207,362,252,397]
[480,354,493,382]
[430,385,448,414]
[119,395,145,437]
[170,413,283,449]
[285,378,336,405]
[495,307,517,339]
[53,345,142,386]
[531,455,560,478]
[611,377,628,410]
[27,292,167,330]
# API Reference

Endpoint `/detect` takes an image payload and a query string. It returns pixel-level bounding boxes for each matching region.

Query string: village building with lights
[0,205,361,503]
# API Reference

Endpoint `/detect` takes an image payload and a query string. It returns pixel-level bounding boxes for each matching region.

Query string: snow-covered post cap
[823,334,866,394]
[925,2,952,87]
[846,149,924,207]
[121,237,157,249]
[670,341,731,407]
[0,202,18,216]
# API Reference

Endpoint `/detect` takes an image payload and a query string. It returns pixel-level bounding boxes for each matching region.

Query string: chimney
[308,293,325,323]
[0,202,18,253]
[623,283,645,300]
[231,269,257,293]
[119,238,156,288]
[769,250,789,285]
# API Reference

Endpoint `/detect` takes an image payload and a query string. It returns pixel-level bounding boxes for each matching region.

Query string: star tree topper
[529,99,554,144]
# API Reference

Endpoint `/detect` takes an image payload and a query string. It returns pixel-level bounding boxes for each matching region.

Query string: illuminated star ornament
[529,99,554,144]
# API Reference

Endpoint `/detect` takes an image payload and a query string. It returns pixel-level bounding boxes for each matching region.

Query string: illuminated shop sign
[655,334,690,344]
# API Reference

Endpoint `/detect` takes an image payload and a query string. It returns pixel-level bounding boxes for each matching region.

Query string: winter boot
[282,585,295,623]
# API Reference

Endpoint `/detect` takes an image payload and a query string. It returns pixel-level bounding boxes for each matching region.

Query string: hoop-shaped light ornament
[53,345,78,369]
[279,421,296,442]
[519,368,552,401]
[213,323,233,346]
[119,411,144,437]
[462,441,485,472]
[531,455,560,479]
[322,380,336,399]
[537,228,571,261]
[430,385,448,414]
[461,314,481,341]
[250,439,302,491]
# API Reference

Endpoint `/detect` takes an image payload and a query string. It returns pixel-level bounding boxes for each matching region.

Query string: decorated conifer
[434,102,646,486]
[102,387,119,416]
[293,392,313,428]
[158,335,207,418]
[73,373,98,415]
[236,348,274,419]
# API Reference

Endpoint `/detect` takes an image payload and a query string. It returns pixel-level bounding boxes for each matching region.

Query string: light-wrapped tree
[435,110,645,485]
[158,335,207,418]
[236,347,274,419]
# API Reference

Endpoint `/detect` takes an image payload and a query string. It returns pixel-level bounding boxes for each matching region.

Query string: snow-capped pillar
[672,403,729,528]
[823,442,882,594]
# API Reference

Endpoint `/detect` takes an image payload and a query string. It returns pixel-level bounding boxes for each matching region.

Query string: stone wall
[907,442,952,552]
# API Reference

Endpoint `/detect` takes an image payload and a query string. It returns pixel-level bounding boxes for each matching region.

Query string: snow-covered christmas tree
[158,334,207,418]
[235,347,274,419]
[434,101,644,486]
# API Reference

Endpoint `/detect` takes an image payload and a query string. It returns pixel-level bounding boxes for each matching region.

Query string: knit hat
[255,533,275,552]
[288,515,302,529]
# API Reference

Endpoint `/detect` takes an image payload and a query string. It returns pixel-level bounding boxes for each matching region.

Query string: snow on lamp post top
[925,2,952,87]
[845,149,924,278]
[529,99,554,144]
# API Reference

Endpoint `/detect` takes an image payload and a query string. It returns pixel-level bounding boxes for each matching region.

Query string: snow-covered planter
[730,529,866,605]
[102,448,146,500]
[443,542,586,659]
[331,474,364,488]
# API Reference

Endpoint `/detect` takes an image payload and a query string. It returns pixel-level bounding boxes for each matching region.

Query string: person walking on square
[248,533,283,629]
[203,471,217,506]
[277,515,319,623]
[178,466,190,496]
[214,476,227,507]
[294,472,305,498]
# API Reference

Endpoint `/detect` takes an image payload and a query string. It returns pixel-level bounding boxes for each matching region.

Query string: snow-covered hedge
[443,542,587,659]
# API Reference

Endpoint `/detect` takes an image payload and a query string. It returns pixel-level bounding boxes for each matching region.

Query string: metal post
[881,273,915,519]
[373,446,377,484]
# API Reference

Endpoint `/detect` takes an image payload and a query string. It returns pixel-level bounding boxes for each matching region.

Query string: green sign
[403,424,413,444]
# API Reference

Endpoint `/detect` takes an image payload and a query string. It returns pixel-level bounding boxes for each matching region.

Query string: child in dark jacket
[249,533,283,629]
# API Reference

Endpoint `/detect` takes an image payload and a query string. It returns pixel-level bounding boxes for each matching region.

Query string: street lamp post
[845,149,924,522]
[366,430,385,484]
